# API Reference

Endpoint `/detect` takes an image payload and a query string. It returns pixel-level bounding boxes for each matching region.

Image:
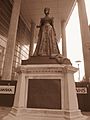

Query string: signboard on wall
[76,87,87,94]
[0,86,15,94]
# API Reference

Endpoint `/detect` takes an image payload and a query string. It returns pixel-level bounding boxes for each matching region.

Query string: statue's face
[45,9,49,14]
[44,8,50,15]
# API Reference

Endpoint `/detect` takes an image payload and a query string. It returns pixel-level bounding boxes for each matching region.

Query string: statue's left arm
[51,17,56,36]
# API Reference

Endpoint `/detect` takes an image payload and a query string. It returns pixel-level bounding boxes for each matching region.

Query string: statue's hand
[36,25,40,28]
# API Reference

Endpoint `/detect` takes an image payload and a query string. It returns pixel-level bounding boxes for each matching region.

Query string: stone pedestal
[2,64,87,120]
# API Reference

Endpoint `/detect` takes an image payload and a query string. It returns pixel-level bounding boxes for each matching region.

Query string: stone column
[61,20,67,57]
[29,22,35,57]
[64,66,78,111]
[77,0,90,81]
[13,73,28,108]
[63,66,87,120]
[2,0,21,80]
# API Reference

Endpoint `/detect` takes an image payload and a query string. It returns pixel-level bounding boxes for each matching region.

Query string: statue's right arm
[36,18,42,28]
[36,25,41,28]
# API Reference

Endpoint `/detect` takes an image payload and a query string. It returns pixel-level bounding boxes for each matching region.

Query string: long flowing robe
[34,17,60,56]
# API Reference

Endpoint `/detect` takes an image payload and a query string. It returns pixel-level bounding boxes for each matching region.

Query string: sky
[66,0,90,82]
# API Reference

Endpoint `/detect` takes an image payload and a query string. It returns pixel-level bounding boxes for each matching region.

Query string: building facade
[0,0,90,81]
[0,0,30,80]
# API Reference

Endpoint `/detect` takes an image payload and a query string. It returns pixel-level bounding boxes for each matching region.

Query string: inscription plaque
[27,79,61,109]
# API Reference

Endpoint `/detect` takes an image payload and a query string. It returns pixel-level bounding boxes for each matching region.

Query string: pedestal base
[2,64,88,120]
[2,107,87,120]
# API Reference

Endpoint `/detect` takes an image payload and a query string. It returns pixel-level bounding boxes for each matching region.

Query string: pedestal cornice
[15,64,78,75]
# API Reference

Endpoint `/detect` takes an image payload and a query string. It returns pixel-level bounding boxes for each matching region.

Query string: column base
[64,110,87,120]
[2,107,88,120]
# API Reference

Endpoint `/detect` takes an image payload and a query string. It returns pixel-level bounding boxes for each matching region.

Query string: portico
[1,0,90,82]
[0,0,90,120]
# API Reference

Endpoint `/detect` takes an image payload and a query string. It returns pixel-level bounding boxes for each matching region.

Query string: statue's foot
[53,54,72,65]
[63,58,72,65]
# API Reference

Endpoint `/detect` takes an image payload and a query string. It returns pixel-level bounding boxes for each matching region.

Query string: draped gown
[34,16,60,57]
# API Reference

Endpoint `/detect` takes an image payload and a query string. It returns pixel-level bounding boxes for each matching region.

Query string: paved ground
[82,112,90,120]
[0,107,90,120]
[0,107,11,120]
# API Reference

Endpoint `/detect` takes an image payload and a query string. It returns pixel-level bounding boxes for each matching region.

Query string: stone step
[0,107,90,120]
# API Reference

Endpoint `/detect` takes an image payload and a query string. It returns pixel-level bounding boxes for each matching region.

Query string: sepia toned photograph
[0,0,90,120]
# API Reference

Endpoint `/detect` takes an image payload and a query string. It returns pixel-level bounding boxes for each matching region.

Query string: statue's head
[44,7,50,16]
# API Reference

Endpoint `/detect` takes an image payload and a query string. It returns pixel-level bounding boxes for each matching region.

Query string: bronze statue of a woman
[34,8,60,56]
[33,8,71,65]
